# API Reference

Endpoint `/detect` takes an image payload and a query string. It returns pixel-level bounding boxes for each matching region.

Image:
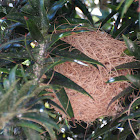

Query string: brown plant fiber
[54,30,133,122]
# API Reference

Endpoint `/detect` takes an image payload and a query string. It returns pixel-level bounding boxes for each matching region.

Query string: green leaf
[20,2,37,15]
[17,80,35,101]
[131,98,140,109]
[23,128,42,140]
[42,57,71,75]
[44,71,93,99]
[21,113,59,130]
[0,79,20,112]
[28,0,41,14]
[123,35,140,59]
[25,18,44,42]
[106,76,128,83]
[17,121,44,133]
[48,29,90,49]
[74,0,94,25]
[46,99,66,115]
[9,65,18,85]
[90,119,121,139]
[57,17,90,24]
[121,0,133,18]
[21,112,59,139]
[0,36,28,51]
[39,0,49,31]
[112,61,140,71]
[6,13,27,25]
[53,88,74,118]
[47,0,67,21]
[126,74,140,88]
[107,86,133,110]
[0,68,23,77]
[51,44,104,67]
[120,110,140,121]
[48,24,90,32]
[6,13,42,27]
[3,79,10,90]
[123,48,133,56]
[100,11,117,28]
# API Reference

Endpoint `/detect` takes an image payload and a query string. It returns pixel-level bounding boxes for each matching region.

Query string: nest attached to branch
[53,30,133,122]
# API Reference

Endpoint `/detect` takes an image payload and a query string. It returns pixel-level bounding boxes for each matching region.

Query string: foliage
[0,0,139,140]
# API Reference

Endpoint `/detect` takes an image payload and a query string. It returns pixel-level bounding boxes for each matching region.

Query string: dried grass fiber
[53,30,133,122]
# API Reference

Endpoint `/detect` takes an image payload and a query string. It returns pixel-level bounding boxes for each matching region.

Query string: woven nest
[53,30,133,122]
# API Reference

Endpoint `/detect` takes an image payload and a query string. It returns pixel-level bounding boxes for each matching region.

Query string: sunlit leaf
[53,87,74,118]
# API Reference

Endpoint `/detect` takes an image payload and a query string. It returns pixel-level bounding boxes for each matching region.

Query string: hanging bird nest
[52,30,133,122]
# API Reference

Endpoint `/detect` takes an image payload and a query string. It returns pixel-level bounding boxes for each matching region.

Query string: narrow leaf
[106,76,128,83]
[123,35,140,59]
[112,61,140,71]
[44,71,93,99]
[120,110,140,121]
[47,0,66,21]
[51,46,104,67]
[21,113,59,130]
[17,121,44,133]
[25,18,44,42]
[126,74,140,88]
[23,128,41,140]
[74,0,94,25]
[9,65,18,85]
[107,86,133,110]
[54,88,74,118]
[121,0,133,18]
[49,30,90,49]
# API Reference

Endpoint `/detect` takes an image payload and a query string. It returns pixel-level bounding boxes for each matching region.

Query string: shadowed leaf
[112,61,140,70]
[25,19,44,42]
[47,0,66,21]
[126,74,140,88]
[123,35,140,59]
[120,110,140,122]
[107,86,133,110]
[106,76,128,83]
[53,87,74,118]
[44,71,93,99]
[73,0,94,25]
